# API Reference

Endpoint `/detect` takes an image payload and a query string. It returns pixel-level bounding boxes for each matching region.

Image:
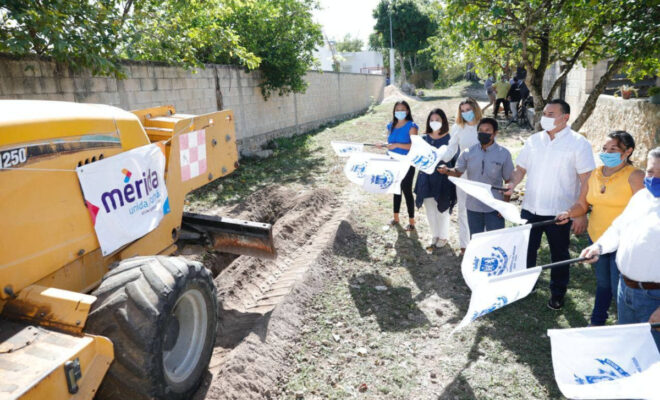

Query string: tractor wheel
[85,256,218,399]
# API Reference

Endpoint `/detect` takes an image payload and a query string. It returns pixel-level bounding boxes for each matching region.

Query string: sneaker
[547,296,565,310]
[428,237,439,248]
[435,239,448,248]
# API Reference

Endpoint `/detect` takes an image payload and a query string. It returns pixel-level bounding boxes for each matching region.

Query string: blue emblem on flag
[370,170,395,189]
[412,151,438,170]
[351,162,367,178]
[473,246,510,276]
[470,296,508,321]
[573,358,640,385]
[341,146,359,154]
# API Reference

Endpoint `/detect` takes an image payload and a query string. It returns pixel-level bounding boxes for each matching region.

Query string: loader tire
[86,256,218,400]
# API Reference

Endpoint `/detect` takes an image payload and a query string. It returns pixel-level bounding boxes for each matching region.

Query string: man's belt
[622,275,660,290]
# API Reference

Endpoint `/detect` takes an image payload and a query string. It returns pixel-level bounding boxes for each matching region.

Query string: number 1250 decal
[1,148,28,168]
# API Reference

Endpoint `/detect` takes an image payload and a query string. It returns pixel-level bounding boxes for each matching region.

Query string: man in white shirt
[506,99,595,310]
[581,147,660,347]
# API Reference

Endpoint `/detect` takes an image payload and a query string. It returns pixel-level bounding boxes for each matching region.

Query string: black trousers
[522,209,572,299]
[393,166,415,218]
[494,98,510,117]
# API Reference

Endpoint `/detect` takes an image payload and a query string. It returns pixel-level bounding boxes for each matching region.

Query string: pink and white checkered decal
[179,129,207,182]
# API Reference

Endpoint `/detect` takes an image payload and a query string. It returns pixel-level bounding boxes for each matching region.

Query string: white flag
[362,158,410,195]
[406,135,448,174]
[462,224,531,290]
[454,267,542,332]
[548,323,660,399]
[387,150,408,162]
[343,152,390,185]
[449,177,527,225]
[331,141,364,157]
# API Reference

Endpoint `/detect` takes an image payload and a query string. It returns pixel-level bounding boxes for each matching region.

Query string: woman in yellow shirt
[557,131,644,325]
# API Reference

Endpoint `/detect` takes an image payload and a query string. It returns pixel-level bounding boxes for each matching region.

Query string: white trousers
[423,198,449,240]
[456,183,470,248]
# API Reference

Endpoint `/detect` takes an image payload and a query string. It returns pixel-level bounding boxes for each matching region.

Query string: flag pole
[539,257,591,270]
[528,218,562,229]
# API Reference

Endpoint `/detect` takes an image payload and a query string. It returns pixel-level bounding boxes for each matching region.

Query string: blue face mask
[394,111,407,120]
[461,110,475,122]
[644,176,660,198]
[599,152,624,168]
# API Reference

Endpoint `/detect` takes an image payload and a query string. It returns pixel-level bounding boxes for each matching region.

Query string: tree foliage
[335,33,364,53]
[429,0,660,128]
[0,0,323,99]
[371,0,437,81]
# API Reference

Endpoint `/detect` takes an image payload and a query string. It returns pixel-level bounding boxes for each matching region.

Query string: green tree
[372,0,437,83]
[431,0,660,129]
[0,0,323,99]
[335,33,364,53]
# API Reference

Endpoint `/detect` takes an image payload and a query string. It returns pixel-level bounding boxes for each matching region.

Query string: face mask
[394,111,407,120]
[461,110,475,122]
[478,132,492,145]
[429,121,443,132]
[599,152,624,168]
[540,116,556,131]
[644,176,660,198]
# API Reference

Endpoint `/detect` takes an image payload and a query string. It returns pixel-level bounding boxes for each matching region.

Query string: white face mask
[429,121,443,132]
[540,116,557,131]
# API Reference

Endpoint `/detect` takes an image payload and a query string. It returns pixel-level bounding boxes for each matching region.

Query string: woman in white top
[440,97,482,254]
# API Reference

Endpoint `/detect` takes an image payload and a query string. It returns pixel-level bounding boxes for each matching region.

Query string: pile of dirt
[382,84,420,104]
[192,186,349,399]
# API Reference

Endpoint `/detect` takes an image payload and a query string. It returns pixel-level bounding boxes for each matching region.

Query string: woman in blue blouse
[414,108,457,248]
[379,100,418,230]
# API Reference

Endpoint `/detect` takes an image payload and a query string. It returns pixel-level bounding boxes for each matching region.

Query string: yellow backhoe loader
[0,101,275,399]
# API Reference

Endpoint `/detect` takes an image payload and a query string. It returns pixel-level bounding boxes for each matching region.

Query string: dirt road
[187,82,593,399]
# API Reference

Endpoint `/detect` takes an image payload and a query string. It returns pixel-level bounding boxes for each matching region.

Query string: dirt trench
[188,186,350,399]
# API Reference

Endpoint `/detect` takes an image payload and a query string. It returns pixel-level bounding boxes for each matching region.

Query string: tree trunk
[526,29,552,127]
[399,53,407,84]
[571,57,625,132]
[408,56,415,75]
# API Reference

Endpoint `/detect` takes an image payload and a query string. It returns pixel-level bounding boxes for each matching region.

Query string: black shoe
[547,296,564,310]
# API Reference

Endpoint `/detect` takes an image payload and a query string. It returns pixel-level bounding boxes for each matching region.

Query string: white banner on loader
[406,135,448,174]
[462,224,531,290]
[331,141,364,157]
[449,177,527,225]
[548,323,660,399]
[454,267,541,332]
[76,143,170,256]
[362,158,410,195]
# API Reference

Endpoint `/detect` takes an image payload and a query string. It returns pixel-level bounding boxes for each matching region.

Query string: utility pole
[389,1,395,86]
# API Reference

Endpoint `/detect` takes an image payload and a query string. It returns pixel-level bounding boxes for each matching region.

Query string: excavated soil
[190,186,349,399]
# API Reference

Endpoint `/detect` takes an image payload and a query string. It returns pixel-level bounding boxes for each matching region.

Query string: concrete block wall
[0,57,384,154]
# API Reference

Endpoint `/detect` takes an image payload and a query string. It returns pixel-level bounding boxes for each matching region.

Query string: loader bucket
[180,212,276,258]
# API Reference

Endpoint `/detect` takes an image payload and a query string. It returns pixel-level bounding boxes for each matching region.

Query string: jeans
[467,210,504,237]
[617,277,660,350]
[588,237,620,326]
[494,98,510,117]
[510,100,520,120]
[522,209,572,299]
[393,166,415,218]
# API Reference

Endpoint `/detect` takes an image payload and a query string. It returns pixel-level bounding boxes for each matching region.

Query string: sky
[312,0,381,49]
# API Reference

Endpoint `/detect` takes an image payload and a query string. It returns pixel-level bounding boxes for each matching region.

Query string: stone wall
[541,60,610,122]
[578,95,659,166]
[0,57,384,154]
